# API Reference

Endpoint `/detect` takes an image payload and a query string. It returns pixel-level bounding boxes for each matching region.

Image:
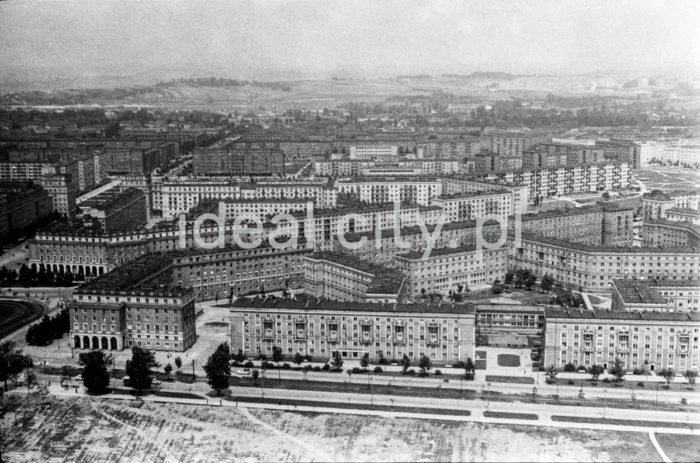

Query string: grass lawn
[483,411,538,420]
[655,434,700,462]
[497,353,521,367]
[551,415,691,429]
[485,375,535,384]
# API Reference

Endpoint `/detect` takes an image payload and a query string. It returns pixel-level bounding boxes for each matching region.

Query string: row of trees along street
[25,308,69,346]
[546,358,698,389]
[201,342,480,396]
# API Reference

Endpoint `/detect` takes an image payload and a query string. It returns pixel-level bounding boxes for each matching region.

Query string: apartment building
[642,189,699,222]
[41,173,77,217]
[431,190,513,223]
[313,159,460,177]
[78,187,148,233]
[69,254,197,352]
[348,145,398,161]
[229,297,476,364]
[336,177,443,206]
[0,181,53,241]
[334,219,503,265]
[510,204,633,247]
[475,162,631,204]
[303,252,406,303]
[642,220,700,248]
[507,232,700,291]
[543,307,700,372]
[396,245,507,298]
[441,177,529,214]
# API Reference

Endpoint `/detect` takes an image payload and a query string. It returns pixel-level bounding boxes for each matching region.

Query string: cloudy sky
[1,0,699,83]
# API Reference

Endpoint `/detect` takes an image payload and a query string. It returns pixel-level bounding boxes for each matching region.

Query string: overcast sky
[1,0,699,83]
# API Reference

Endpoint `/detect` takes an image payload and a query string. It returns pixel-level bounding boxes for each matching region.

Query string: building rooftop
[611,280,667,305]
[513,230,699,254]
[544,306,700,322]
[230,296,476,315]
[306,251,406,295]
[79,187,143,212]
[515,205,603,222]
[396,243,484,261]
[75,253,190,298]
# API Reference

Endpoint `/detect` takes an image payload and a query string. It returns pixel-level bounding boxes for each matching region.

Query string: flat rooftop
[545,306,700,322]
[230,296,476,315]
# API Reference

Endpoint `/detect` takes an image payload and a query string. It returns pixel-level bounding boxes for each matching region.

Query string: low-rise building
[0,181,53,241]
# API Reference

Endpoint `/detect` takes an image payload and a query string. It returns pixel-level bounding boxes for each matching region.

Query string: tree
[272,346,283,365]
[164,363,173,377]
[659,368,675,388]
[78,350,112,395]
[524,274,537,290]
[401,354,411,373]
[294,352,304,366]
[360,353,369,370]
[465,357,476,380]
[587,364,604,381]
[125,347,159,393]
[546,365,558,381]
[60,365,75,385]
[251,369,259,383]
[419,355,431,373]
[174,356,182,371]
[540,274,554,292]
[0,341,32,391]
[504,271,514,284]
[609,358,626,382]
[330,351,343,371]
[203,342,231,395]
[683,370,697,387]
[491,279,504,295]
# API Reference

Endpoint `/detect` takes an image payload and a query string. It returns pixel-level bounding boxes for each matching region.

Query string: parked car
[235,368,253,377]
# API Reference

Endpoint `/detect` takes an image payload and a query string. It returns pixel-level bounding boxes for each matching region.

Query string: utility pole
[192,359,195,379]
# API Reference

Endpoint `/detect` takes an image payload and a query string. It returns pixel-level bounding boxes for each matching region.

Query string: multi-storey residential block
[193,147,285,176]
[642,220,700,248]
[229,297,476,364]
[348,145,398,161]
[313,159,460,177]
[0,181,53,241]
[431,190,513,223]
[78,187,148,233]
[396,245,507,298]
[474,304,545,348]
[595,140,641,169]
[510,203,633,247]
[612,279,700,313]
[642,189,699,222]
[473,153,522,173]
[303,252,406,303]
[440,177,529,214]
[69,254,197,352]
[336,177,443,206]
[41,173,77,217]
[543,307,700,372]
[334,219,503,265]
[666,208,700,225]
[508,232,700,291]
[474,162,631,204]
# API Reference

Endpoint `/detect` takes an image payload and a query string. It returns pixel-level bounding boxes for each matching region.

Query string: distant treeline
[155,77,291,91]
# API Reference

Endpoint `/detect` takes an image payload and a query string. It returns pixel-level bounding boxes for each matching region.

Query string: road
[18,378,700,438]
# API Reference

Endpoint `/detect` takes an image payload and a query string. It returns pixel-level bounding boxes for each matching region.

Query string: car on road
[122,376,162,388]
[73,374,83,382]
[235,368,253,376]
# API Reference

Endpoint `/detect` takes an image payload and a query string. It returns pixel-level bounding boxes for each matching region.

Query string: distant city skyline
[1,0,699,88]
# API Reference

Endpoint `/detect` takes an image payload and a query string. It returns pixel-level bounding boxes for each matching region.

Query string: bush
[602,377,610,383]
[453,361,466,369]
[321,364,330,371]
[563,362,577,372]
[404,368,416,376]
[434,369,442,376]
[637,382,645,388]
[465,372,475,381]
[373,366,383,373]
[418,371,429,377]
[351,367,368,374]
[261,361,274,370]
[244,361,254,368]
[546,379,556,385]
[281,363,291,369]
[313,366,321,372]
[567,380,575,385]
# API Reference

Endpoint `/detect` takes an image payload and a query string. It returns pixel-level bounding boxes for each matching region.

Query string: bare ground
[2,394,662,462]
